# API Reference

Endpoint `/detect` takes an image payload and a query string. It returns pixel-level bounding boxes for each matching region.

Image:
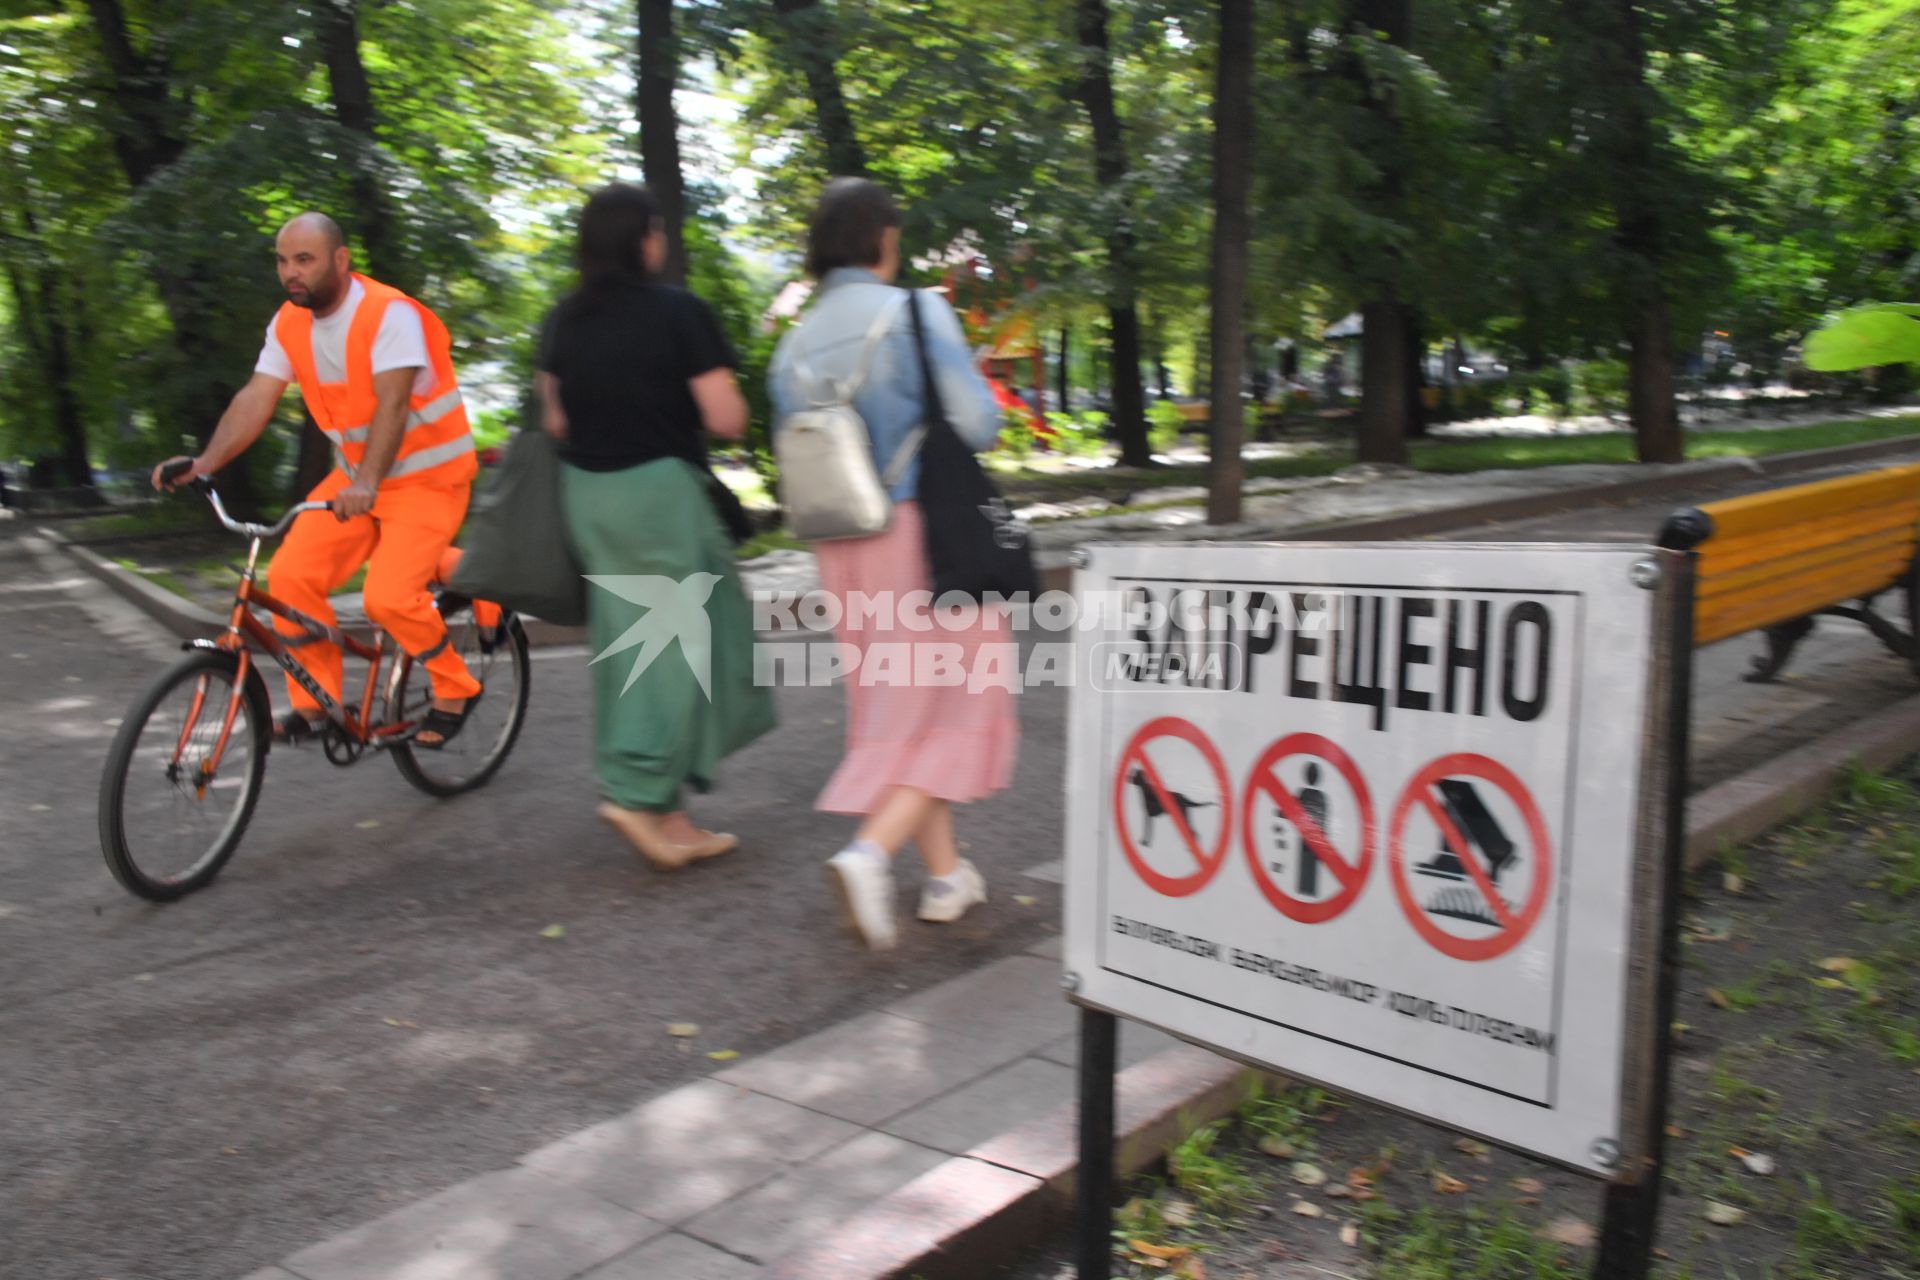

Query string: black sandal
[412,697,476,750]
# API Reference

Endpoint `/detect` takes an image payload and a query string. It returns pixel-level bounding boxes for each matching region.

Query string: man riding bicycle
[152,211,479,748]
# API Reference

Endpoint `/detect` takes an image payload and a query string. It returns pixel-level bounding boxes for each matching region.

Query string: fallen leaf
[29,804,50,813]
[1173,1259,1206,1280]
[1540,1217,1597,1247]
[1291,1199,1325,1218]
[1291,1162,1327,1187]
[1431,1171,1468,1194]
[706,1049,739,1062]
[382,1017,417,1029]
[1256,1135,1295,1159]
[1665,1125,1687,1139]
[134,973,154,983]
[1453,1137,1489,1159]
[1340,1222,1360,1247]
[1162,1198,1197,1228]
[1130,1240,1190,1261]
[1736,1150,1775,1176]
[355,819,380,830]
[666,1022,700,1037]
[1013,894,1038,906]
[221,1146,240,1156]
[1722,871,1745,894]
[1512,1177,1545,1195]
[1671,1022,1691,1037]
[1516,1197,1539,1206]
[1704,1202,1746,1227]
[1818,956,1858,973]
[1811,977,1846,990]
[1325,1185,1353,1199]
[539,924,566,939]
[1705,987,1731,1009]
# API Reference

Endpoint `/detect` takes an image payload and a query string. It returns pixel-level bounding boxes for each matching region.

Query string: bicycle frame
[184,523,417,780]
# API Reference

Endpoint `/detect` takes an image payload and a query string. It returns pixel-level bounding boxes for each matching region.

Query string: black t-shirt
[535,276,738,472]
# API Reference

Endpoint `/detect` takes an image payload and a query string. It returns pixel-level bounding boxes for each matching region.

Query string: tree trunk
[771,0,867,176]
[1345,0,1415,461]
[1073,0,1150,466]
[86,0,261,515]
[638,0,689,285]
[1206,0,1254,524]
[1358,298,1411,464]
[1602,0,1680,462]
[316,0,412,292]
[1056,325,1070,414]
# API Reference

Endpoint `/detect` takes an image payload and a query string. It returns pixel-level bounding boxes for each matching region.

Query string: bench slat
[1698,462,1920,539]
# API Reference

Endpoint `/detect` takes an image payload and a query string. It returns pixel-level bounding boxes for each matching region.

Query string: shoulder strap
[790,288,908,408]
[879,288,947,486]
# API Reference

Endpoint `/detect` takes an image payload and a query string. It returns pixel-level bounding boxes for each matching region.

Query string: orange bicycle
[97,470,530,900]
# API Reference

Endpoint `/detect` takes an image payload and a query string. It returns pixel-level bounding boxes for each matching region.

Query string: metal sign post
[1060,542,1692,1280]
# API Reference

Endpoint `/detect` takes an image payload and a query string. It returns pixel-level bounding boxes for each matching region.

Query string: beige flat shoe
[597,803,736,871]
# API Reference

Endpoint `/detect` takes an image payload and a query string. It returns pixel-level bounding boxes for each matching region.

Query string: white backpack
[775,291,926,541]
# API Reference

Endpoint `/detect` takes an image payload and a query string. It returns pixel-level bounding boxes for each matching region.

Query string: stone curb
[1685,689,1920,868]
[760,689,1920,1280]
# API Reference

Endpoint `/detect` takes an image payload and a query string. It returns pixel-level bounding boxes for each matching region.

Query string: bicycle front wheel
[98,649,270,901]
[390,606,530,797]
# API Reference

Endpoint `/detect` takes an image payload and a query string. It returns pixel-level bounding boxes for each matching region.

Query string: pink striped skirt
[811,501,1020,815]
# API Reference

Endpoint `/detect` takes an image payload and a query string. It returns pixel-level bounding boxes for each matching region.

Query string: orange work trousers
[266,470,482,716]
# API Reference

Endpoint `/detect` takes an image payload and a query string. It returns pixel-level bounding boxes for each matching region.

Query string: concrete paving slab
[280,1167,662,1280]
[1025,933,1063,962]
[879,1055,1075,1155]
[713,1011,1038,1126]
[519,1078,860,1223]
[681,1130,948,1263]
[579,1231,760,1280]
[885,954,1074,1051]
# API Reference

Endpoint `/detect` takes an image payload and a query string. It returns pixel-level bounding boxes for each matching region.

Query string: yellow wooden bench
[1658,462,1920,681]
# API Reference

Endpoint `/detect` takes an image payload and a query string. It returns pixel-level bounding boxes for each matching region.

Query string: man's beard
[290,269,343,311]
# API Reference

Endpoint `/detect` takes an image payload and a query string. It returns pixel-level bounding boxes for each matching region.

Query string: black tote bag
[904,290,1038,603]
[446,428,589,626]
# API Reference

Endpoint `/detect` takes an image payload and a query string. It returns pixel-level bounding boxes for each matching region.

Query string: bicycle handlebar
[200,485,331,540]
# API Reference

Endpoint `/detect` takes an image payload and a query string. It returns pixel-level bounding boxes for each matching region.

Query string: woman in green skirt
[535,183,775,869]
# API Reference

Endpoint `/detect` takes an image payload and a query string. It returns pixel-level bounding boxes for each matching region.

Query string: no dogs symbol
[1239,734,1376,924]
[1388,754,1552,962]
[1112,717,1231,897]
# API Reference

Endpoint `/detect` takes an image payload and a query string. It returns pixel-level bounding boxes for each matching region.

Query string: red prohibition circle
[1388,753,1552,962]
[1238,733,1376,924]
[1110,716,1233,897]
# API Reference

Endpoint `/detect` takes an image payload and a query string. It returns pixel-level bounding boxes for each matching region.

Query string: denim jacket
[768,268,1002,503]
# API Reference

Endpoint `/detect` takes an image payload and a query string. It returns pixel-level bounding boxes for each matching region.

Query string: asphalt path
[5,449,1917,1279]
[0,516,1065,1280]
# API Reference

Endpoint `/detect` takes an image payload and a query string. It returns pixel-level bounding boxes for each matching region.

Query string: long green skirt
[560,458,776,811]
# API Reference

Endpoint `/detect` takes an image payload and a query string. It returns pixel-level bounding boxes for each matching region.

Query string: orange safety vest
[273,273,477,489]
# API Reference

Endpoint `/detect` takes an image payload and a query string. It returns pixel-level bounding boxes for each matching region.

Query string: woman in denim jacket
[768,178,1018,951]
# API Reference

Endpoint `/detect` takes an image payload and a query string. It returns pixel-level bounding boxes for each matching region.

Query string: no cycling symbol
[1239,734,1376,924]
[1111,716,1231,898]
[1387,754,1552,962]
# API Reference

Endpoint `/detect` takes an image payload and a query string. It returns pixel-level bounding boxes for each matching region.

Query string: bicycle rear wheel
[98,649,270,901]
[390,603,530,797]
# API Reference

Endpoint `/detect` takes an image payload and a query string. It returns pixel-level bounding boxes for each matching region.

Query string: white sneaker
[826,846,897,951]
[917,858,987,923]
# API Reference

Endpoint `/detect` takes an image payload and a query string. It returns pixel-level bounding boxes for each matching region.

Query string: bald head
[275,212,351,313]
[280,211,345,253]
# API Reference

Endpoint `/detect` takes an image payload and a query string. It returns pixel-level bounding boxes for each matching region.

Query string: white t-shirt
[256,278,436,398]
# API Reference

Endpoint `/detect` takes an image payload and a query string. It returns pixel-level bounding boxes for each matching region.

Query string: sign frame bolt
[1629,559,1661,590]
[1590,1138,1620,1169]
[1069,548,1092,569]
[1060,971,1082,992]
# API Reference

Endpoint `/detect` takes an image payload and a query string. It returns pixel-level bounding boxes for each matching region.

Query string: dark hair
[804,177,901,278]
[575,183,660,285]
